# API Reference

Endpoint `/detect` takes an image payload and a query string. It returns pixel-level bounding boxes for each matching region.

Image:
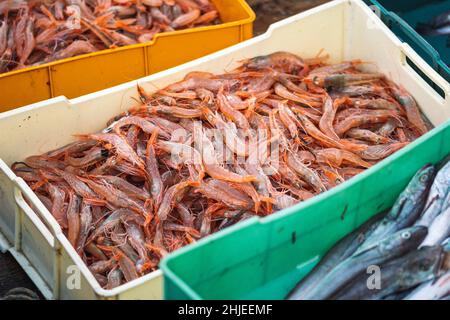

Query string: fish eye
[401,231,411,239]
[419,175,428,182]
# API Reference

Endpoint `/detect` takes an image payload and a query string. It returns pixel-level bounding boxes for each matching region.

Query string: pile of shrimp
[0,0,220,73]
[12,51,430,289]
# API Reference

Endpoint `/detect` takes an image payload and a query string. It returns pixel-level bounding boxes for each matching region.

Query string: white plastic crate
[0,0,449,299]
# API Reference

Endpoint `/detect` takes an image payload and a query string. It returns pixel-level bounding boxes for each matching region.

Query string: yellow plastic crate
[0,0,254,112]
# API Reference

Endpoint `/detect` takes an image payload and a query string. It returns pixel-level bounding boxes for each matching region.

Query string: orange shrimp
[315,148,372,168]
[274,83,320,108]
[390,85,428,135]
[77,133,146,171]
[357,142,409,161]
[194,180,252,210]
[319,94,340,140]
[194,10,218,25]
[243,51,305,74]
[286,152,327,193]
[156,180,195,221]
[171,8,200,28]
[200,133,256,183]
[53,168,97,199]
[217,90,250,130]
[66,192,81,247]
[334,110,398,137]
[201,107,248,157]
[165,77,239,92]
[346,128,391,144]
[46,183,67,228]
[113,248,139,282]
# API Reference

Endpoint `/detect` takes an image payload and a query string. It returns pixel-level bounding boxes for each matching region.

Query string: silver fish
[405,270,450,300]
[287,213,383,300]
[416,160,450,227]
[357,165,434,253]
[443,237,450,251]
[298,226,428,300]
[334,245,443,300]
[420,206,450,247]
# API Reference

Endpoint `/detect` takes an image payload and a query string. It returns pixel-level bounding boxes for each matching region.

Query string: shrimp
[352,98,400,112]
[319,95,340,140]
[86,209,130,244]
[143,0,163,6]
[164,223,201,238]
[156,180,194,221]
[77,133,146,171]
[295,112,346,150]
[194,180,252,210]
[157,140,205,181]
[0,18,8,57]
[194,9,218,25]
[111,115,169,139]
[124,221,148,271]
[171,9,200,28]
[80,178,148,216]
[46,183,67,228]
[230,182,261,213]
[89,259,115,274]
[315,148,372,168]
[93,175,150,201]
[321,73,384,89]
[274,83,320,108]
[113,248,139,282]
[106,268,123,289]
[200,133,256,183]
[164,77,239,92]
[76,201,93,253]
[46,40,97,63]
[45,140,98,158]
[277,100,301,143]
[217,90,250,130]
[243,51,305,74]
[146,129,164,208]
[53,168,97,199]
[391,85,428,135]
[147,105,203,119]
[275,194,300,210]
[149,117,185,137]
[176,203,194,227]
[66,192,81,247]
[377,118,400,137]
[65,147,108,167]
[334,110,397,137]
[357,142,409,161]
[287,153,327,193]
[24,155,65,170]
[201,107,248,157]
[346,128,391,144]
